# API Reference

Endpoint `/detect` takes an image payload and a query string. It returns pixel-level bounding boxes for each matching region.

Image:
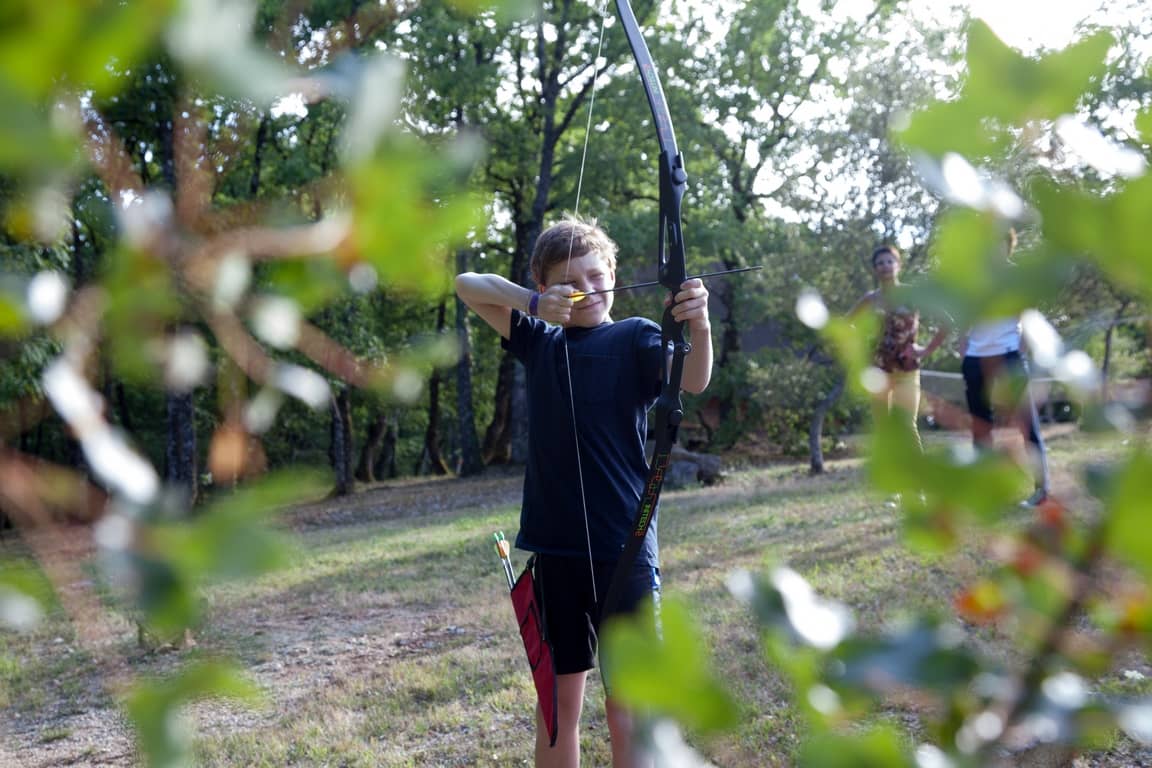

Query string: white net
[916,366,1078,432]
[916,369,1076,432]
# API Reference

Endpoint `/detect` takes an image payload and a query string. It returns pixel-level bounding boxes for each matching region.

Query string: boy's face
[541,251,615,328]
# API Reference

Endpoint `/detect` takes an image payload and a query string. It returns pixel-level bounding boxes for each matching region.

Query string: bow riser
[658,150,689,299]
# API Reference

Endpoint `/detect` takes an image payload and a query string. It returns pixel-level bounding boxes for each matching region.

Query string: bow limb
[602,0,690,616]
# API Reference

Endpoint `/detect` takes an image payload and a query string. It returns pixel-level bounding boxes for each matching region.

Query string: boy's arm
[454,272,533,340]
[671,279,712,395]
[682,321,713,395]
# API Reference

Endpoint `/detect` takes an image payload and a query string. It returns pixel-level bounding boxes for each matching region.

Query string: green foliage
[602,596,739,732]
[0,1,495,762]
[126,660,261,768]
[0,0,172,177]
[1036,173,1152,303]
[346,140,483,297]
[907,208,1077,328]
[263,259,347,315]
[797,727,914,768]
[102,244,181,383]
[0,0,172,100]
[0,557,56,631]
[1103,450,1152,584]
[899,22,1114,158]
[732,351,857,456]
[124,470,322,639]
[869,409,1025,544]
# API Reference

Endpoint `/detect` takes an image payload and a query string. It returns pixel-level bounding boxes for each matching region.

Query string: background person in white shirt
[958,229,1049,507]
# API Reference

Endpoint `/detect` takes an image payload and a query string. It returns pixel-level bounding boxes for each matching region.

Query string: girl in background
[850,245,948,454]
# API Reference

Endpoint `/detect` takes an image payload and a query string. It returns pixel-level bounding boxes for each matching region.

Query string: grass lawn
[2,427,1149,766]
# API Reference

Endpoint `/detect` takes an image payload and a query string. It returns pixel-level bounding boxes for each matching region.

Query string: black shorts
[962,350,1028,423]
[534,553,660,675]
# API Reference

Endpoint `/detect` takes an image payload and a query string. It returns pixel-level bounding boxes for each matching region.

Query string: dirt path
[285,466,523,530]
[1,470,524,768]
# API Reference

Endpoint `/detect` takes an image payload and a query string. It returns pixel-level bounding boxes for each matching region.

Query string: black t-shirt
[503,310,664,565]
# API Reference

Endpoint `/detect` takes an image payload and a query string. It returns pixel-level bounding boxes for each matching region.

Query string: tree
[454,249,485,476]
[415,299,452,475]
[0,2,487,764]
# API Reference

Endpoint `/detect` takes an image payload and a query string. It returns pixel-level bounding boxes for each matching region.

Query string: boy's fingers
[674,280,707,304]
[671,298,705,321]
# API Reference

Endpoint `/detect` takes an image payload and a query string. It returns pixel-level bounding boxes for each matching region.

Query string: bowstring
[560,0,611,603]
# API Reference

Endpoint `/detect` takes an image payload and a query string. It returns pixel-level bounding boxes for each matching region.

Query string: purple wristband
[528,292,540,317]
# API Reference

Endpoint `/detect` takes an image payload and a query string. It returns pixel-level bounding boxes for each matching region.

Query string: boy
[455,214,712,768]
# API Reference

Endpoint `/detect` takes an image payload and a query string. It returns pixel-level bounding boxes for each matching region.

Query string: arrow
[569,265,762,301]
[493,531,515,590]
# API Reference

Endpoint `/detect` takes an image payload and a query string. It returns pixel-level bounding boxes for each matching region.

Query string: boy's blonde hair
[530,214,618,286]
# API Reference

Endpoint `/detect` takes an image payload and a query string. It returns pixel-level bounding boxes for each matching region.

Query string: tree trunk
[714,269,742,368]
[64,429,83,473]
[165,390,198,504]
[483,352,516,464]
[1102,322,1116,401]
[455,249,485,476]
[712,250,745,437]
[486,3,596,467]
[249,113,269,197]
[374,414,398,480]
[329,386,354,496]
[809,374,845,475]
[483,227,529,466]
[157,113,199,505]
[15,398,48,454]
[420,301,451,476]
[114,380,134,434]
[1101,299,1131,402]
[355,411,389,483]
[99,354,135,434]
[33,417,45,456]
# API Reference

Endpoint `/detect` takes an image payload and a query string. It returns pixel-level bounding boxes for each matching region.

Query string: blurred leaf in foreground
[0,0,172,177]
[0,558,56,632]
[1103,449,1152,585]
[109,470,323,638]
[798,725,914,768]
[602,596,739,733]
[897,21,1113,158]
[344,137,485,297]
[125,660,260,768]
[1034,174,1152,305]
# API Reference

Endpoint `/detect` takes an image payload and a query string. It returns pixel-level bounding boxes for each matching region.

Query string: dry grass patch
[5,428,1149,766]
